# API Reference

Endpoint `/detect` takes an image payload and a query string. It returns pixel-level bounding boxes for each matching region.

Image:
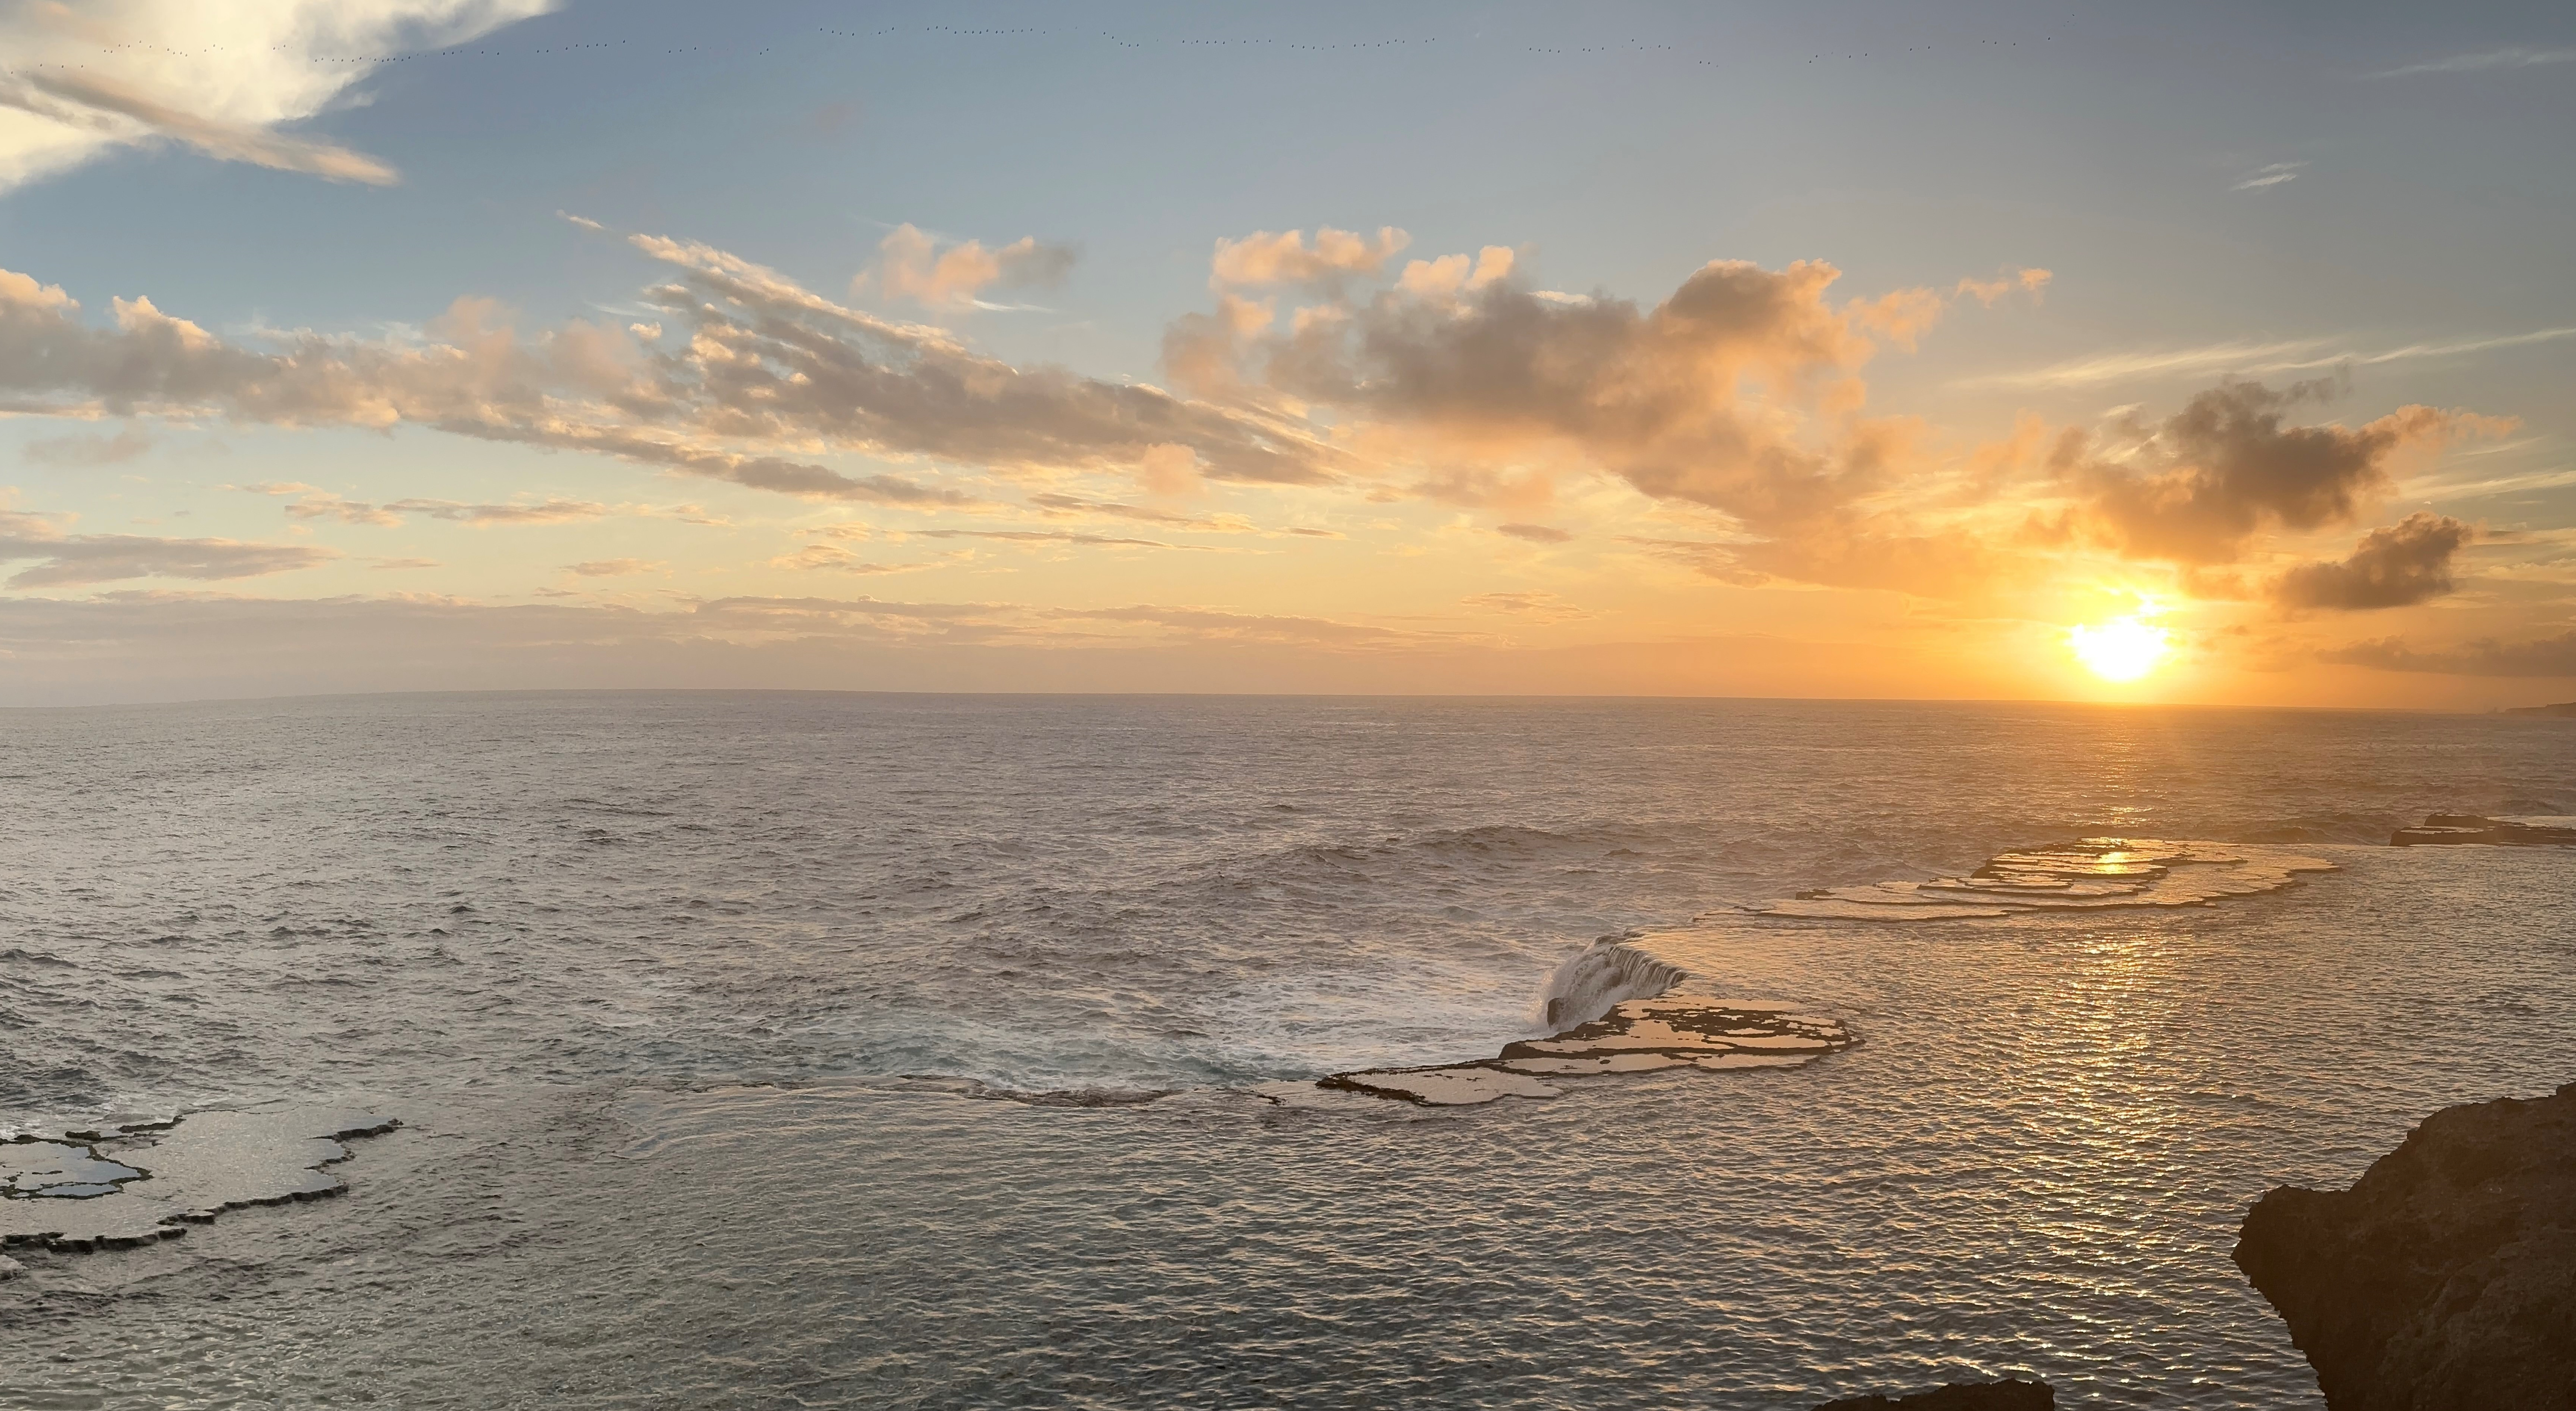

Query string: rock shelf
[1751,839,2333,922]
[0,1106,398,1253]
[2389,813,2576,847]
[1280,996,1858,1107]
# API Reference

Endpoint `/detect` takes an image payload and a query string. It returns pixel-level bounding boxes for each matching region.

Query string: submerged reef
[2389,813,2576,847]
[2234,1082,2576,1410]
[1279,993,1857,1107]
[0,1106,397,1252]
[1813,1380,2053,1411]
[1748,839,2333,922]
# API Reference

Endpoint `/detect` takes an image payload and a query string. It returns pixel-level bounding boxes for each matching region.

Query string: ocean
[2,693,2571,1408]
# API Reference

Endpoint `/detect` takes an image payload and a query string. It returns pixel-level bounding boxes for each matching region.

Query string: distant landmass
[2505,702,2576,718]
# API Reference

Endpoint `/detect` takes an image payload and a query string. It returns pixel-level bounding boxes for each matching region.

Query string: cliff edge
[2233,1082,2576,1410]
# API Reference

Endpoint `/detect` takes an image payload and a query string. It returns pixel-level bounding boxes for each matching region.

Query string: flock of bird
[62,23,2065,73]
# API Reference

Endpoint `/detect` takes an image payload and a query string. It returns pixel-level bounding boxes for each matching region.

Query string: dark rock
[2390,814,2576,847]
[2233,1081,2576,1410]
[2503,701,2576,718]
[1812,1379,2053,1411]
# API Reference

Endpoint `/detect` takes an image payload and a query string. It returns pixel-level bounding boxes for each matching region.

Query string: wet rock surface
[1749,838,2332,922]
[2233,1081,2576,1410]
[2390,813,2576,847]
[0,1106,398,1252]
[1295,996,1856,1107]
[1812,1380,2054,1410]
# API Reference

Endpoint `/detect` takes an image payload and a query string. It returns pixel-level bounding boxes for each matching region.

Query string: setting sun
[2070,616,2173,682]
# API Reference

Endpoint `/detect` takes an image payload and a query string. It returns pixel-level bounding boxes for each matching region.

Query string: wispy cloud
[1963,340,2326,390]
[2370,46,2576,78]
[0,509,335,588]
[1969,326,2576,391]
[2232,161,2305,192]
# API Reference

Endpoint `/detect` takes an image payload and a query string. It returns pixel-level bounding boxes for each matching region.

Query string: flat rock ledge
[2391,813,2576,847]
[1266,997,1857,1108]
[2233,1080,2576,1410]
[0,1106,398,1253]
[1813,1380,2053,1411]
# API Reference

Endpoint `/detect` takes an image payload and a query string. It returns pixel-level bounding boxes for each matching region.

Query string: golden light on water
[2069,614,2173,683]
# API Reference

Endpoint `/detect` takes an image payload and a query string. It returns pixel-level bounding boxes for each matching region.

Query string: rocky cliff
[2234,1082,2576,1410]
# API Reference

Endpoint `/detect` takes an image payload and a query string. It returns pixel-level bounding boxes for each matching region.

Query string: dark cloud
[1170,249,2025,598]
[2062,380,2473,563]
[1231,259,1887,531]
[1497,523,1573,544]
[2273,512,2475,610]
[2322,631,2576,678]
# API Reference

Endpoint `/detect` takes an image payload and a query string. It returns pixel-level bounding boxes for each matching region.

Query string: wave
[1532,937,1686,1029]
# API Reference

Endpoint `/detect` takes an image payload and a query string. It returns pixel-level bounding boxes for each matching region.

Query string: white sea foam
[1532,938,1687,1029]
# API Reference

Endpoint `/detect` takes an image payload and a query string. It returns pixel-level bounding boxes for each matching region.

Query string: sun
[2069,615,2172,682]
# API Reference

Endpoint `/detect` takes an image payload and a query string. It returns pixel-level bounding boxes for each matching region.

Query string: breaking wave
[1532,937,1686,1030]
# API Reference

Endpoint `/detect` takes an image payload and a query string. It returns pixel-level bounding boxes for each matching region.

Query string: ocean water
[2,693,2572,1408]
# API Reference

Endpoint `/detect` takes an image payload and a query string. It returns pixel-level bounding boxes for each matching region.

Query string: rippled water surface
[3,693,2572,1408]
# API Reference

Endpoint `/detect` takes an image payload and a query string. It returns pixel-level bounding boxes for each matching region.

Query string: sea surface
[1,692,2572,1408]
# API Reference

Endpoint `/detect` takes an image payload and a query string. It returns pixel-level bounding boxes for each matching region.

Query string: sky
[1,0,2573,708]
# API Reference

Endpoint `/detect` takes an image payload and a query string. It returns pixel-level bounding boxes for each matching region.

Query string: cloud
[23,424,152,465]
[566,558,661,577]
[0,69,396,185]
[2322,632,2576,678]
[0,0,555,193]
[0,509,335,588]
[0,590,1511,706]
[2055,380,2497,563]
[1462,591,1589,622]
[909,528,1199,550]
[2233,161,2305,192]
[1196,255,1910,529]
[1970,326,2576,392]
[1955,268,2052,305]
[1168,240,2064,597]
[386,497,604,525]
[1397,247,1516,298]
[1497,522,1573,543]
[867,224,1079,309]
[1023,491,1250,532]
[1966,339,2329,391]
[2371,47,2576,78]
[1209,227,1411,290]
[2273,512,2476,611]
[253,486,606,526]
[0,232,1342,510]
[772,545,919,574]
